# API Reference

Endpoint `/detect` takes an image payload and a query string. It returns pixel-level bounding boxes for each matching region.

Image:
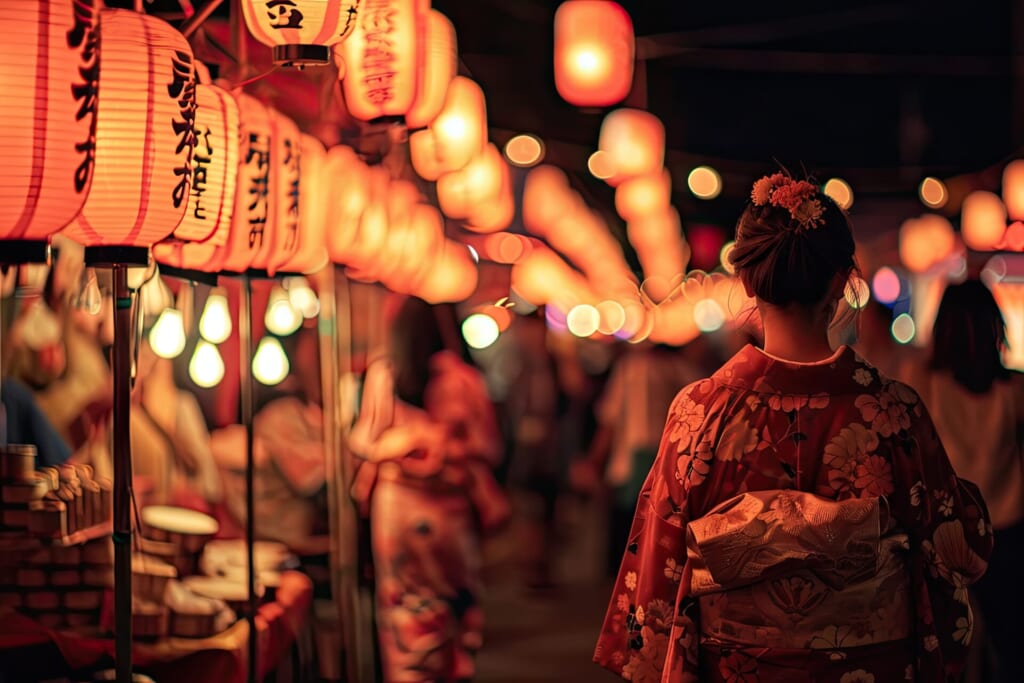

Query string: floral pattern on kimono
[594,345,992,683]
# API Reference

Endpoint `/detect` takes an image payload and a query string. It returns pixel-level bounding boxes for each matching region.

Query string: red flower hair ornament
[750,173,826,232]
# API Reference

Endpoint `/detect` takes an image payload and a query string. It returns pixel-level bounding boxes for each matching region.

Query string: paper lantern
[430,77,488,174]
[1003,160,1024,221]
[400,202,446,291]
[961,191,1007,251]
[341,0,423,121]
[1,0,98,246]
[211,94,275,273]
[251,108,302,275]
[553,0,634,107]
[417,240,478,303]
[598,109,664,182]
[324,145,370,264]
[63,9,197,263]
[523,165,578,233]
[344,165,390,274]
[154,83,240,271]
[615,169,672,221]
[279,134,328,274]
[900,214,955,274]
[465,159,514,234]
[437,144,505,220]
[406,10,456,129]
[242,0,362,67]
[410,129,443,181]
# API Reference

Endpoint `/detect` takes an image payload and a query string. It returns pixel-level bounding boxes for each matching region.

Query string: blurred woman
[349,297,508,682]
[875,280,1024,683]
[595,173,991,681]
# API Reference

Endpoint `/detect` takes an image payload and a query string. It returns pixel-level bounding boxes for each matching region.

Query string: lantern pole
[112,262,134,683]
[236,272,258,683]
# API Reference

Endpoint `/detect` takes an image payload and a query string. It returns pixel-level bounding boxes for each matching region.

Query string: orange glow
[466,153,515,233]
[523,165,578,233]
[596,300,626,335]
[553,1,634,107]
[2,0,98,240]
[649,298,699,346]
[615,169,672,221]
[63,10,196,252]
[598,109,664,180]
[255,109,303,275]
[588,150,616,180]
[567,304,601,337]
[437,144,505,220]
[406,10,458,129]
[504,134,545,167]
[1003,160,1024,221]
[341,0,421,120]
[823,177,853,210]
[325,145,370,265]
[242,0,360,65]
[431,77,488,173]
[418,241,479,303]
[919,177,948,209]
[484,233,530,263]
[410,130,444,181]
[280,134,329,274]
[687,166,722,200]
[961,191,1007,251]
[154,84,240,272]
[1005,222,1024,251]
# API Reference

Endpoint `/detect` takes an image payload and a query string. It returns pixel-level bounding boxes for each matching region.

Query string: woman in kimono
[349,297,509,682]
[595,173,992,682]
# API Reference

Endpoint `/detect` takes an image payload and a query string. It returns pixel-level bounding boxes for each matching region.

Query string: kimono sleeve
[594,381,713,682]
[887,387,993,681]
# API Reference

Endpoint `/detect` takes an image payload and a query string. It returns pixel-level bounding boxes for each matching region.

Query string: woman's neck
[759,303,836,363]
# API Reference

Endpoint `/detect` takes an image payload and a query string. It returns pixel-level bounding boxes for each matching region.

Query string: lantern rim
[273,44,331,67]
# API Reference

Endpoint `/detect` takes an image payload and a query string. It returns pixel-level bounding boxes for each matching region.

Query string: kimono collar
[712,344,879,396]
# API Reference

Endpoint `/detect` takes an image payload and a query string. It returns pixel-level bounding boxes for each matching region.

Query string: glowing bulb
[199,289,232,344]
[567,304,600,338]
[588,150,615,180]
[149,309,187,359]
[505,134,544,167]
[253,336,290,386]
[126,265,150,291]
[462,313,500,350]
[824,178,853,210]
[189,341,225,389]
[844,277,871,309]
[694,299,725,333]
[81,270,102,315]
[891,313,916,345]
[687,166,722,200]
[872,267,901,305]
[285,278,320,319]
[438,115,467,141]
[919,177,948,209]
[573,49,601,74]
[265,285,302,336]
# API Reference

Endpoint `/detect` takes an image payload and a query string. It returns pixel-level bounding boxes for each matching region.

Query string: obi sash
[686,490,912,650]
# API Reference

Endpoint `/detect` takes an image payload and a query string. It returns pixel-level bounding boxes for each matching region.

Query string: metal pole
[112,265,133,683]
[238,273,257,683]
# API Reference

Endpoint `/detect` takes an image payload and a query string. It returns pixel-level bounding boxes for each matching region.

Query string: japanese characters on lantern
[406,9,457,129]
[242,0,363,66]
[1,0,99,242]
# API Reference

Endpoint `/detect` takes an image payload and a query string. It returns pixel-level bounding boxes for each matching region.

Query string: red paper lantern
[340,0,423,121]
[598,108,665,182]
[406,9,457,129]
[1,0,99,247]
[154,83,241,271]
[553,0,634,108]
[242,0,362,67]
[253,108,302,275]
[279,134,328,274]
[63,9,197,263]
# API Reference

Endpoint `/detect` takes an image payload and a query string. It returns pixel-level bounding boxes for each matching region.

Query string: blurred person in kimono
[595,173,992,682]
[349,296,508,683]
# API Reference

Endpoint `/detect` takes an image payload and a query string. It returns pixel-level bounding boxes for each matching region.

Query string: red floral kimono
[595,345,992,682]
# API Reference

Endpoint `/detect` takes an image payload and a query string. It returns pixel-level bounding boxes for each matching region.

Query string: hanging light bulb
[285,277,320,319]
[81,269,103,315]
[189,341,225,388]
[149,308,187,359]
[253,336,290,386]
[199,288,232,344]
[265,284,302,336]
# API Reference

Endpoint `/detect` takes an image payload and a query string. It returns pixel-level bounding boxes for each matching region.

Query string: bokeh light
[693,298,725,333]
[596,300,626,335]
[199,289,232,344]
[872,267,901,305]
[252,336,290,386]
[844,276,871,309]
[462,313,500,349]
[567,304,601,337]
[504,134,544,167]
[919,177,948,209]
[891,313,916,344]
[189,341,225,389]
[149,308,187,359]
[687,166,722,200]
[823,178,854,210]
[719,241,736,274]
[588,150,615,180]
